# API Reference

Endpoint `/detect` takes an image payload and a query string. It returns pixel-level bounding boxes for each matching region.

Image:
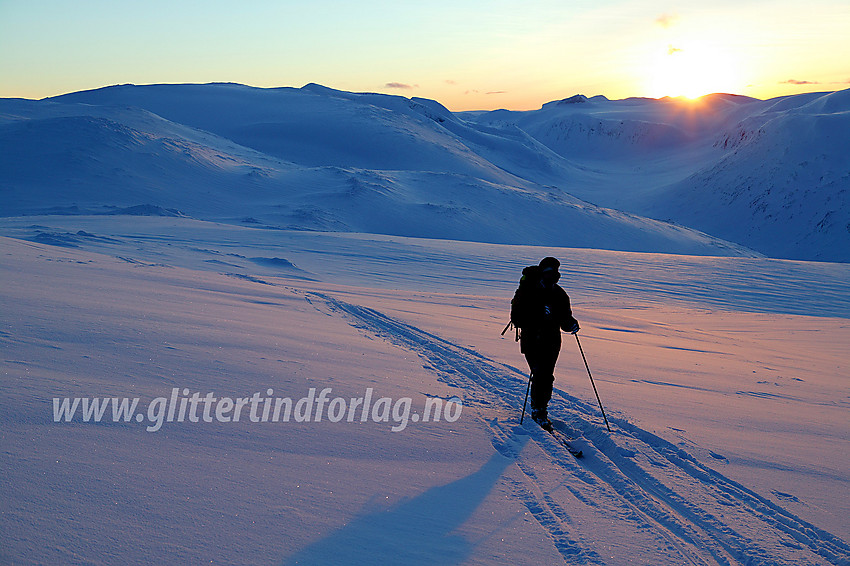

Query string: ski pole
[575,334,612,433]
[520,372,532,424]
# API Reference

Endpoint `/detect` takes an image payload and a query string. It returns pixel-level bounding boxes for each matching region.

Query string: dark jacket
[511,281,577,349]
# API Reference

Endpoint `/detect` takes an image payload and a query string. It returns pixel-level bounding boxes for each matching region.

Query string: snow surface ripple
[309,292,850,566]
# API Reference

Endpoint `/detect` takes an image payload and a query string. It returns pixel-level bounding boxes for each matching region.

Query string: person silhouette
[510,256,579,426]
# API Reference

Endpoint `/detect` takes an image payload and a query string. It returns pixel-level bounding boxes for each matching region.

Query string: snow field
[2,216,848,565]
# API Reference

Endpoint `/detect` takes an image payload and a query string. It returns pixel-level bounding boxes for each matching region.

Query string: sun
[647,40,744,99]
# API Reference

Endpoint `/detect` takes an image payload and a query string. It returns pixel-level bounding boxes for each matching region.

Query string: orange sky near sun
[1,1,848,110]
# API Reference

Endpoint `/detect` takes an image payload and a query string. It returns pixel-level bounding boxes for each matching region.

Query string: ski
[534,418,583,458]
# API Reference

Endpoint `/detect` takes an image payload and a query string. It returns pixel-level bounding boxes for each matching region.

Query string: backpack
[502,265,542,340]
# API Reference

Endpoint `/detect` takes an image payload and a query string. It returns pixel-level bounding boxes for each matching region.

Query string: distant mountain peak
[557,94,588,104]
[540,94,609,110]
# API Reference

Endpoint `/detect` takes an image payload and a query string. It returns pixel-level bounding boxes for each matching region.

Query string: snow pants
[521,332,562,412]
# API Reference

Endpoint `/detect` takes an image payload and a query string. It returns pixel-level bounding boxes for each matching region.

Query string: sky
[1,0,848,111]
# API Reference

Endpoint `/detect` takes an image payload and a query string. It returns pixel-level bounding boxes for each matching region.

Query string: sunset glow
[0,0,848,110]
[647,40,745,99]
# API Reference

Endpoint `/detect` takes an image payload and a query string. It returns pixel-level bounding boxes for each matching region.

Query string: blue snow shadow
[280,435,528,566]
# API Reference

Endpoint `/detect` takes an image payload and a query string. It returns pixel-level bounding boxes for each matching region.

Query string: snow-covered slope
[465,90,850,262]
[0,85,755,256]
[2,82,848,260]
[48,82,574,184]
[0,100,281,217]
[647,90,850,262]
[1,215,848,565]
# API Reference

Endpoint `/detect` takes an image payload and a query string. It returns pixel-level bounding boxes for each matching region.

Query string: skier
[510,256,580,427]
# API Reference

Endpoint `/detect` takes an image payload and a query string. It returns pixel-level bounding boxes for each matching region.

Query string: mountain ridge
[2,82,848,261]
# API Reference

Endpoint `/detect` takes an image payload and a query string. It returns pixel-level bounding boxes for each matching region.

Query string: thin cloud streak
[655,13,679,28]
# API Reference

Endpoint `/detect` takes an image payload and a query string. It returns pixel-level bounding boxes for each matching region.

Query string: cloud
[780,79,820,85]
[444,79,457,85]
[462,89,506,96]
[656,13,679,28]
[385,82,415,90]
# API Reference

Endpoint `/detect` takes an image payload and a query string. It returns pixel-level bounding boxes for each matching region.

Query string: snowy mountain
[465,89,850,262]
[2,83,848,260]
[647,90,850,262]
[0,84,758,256]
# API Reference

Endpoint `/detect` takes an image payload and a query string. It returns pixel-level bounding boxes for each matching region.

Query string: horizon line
[6,80,846,112]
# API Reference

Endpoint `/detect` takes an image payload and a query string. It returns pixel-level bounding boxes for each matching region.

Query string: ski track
[306,292,850,566]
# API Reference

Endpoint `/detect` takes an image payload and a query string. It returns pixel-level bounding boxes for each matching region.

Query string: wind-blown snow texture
[1,84,849,565]
[1,220,848,565]
[2,83,848,260]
